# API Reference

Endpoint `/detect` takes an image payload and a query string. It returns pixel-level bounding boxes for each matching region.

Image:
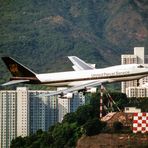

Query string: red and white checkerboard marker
[133,112,148,133]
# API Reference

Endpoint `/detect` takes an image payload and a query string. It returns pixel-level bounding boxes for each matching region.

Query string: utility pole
[100,85,103,118]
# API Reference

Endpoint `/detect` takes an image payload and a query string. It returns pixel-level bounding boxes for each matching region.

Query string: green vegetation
[0,0,147,87]
[113,121,123,133]
[83,118,106,136]
[11,93,106,147]
[1,0,148,146]
[128,97,148,112]
[10,92,148,147]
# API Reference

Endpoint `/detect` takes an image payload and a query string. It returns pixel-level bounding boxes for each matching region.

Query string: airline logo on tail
[9,64,19,73]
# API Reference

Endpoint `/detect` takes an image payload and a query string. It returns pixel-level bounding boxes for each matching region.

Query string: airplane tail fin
[2,57,36,77]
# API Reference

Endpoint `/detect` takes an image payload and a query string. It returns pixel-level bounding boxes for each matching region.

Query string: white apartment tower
[0,87,85,147]
[58,92,85,122]
[0,91,17,148]
[121,47,148,97]
[0,87,58,148]
[17,87,29,137]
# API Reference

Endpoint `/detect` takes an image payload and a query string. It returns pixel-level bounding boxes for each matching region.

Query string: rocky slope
[77,133,148,148]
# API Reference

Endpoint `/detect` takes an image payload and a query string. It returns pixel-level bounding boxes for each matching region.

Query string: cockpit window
[138,65,144,68]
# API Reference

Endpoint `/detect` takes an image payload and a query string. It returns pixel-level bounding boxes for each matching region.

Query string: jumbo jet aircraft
[1,56,148,98]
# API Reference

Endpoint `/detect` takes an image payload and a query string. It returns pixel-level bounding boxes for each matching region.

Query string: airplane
[1,56,148,98]
[68,56,96,71]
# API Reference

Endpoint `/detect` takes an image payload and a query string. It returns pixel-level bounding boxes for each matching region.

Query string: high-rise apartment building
[58,91,85,122]
[0,87,58,148]
[29,90,58,134]
[0,91,17,148]
[17,87,29,137]
[121,47,148,97]
[0,87,85,147]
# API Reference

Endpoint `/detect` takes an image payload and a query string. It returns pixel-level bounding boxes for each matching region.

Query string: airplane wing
[38,56,105,97]
[1,80,30,86]
[40,79,109,97]
[68,56,95,71]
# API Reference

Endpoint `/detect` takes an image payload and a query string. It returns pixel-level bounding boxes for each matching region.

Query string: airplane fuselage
[2,56,148,90]
[10,64,147,86]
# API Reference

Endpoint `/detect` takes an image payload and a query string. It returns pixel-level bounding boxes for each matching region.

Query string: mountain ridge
[0,0,147,84]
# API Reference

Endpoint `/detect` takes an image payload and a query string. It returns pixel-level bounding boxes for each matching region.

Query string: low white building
[126,87,148,98]
[124,107,141,113]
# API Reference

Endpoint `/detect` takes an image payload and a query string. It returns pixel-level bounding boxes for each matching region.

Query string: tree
[90,93,100,117]
[62,112,77,123]
[113,121,123,133]
[83,118,106,136]
[110,92,128,110]
[52,122,78,147]
[76,105,94,125]
[11,136,25,148]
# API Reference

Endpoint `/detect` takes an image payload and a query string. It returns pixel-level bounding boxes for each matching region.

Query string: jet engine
[62,93,73,99]
[86,87,97,93]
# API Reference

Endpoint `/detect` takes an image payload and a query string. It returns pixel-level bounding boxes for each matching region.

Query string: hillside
[10,94,148,147]
[0,0,148,84]
[77,134,148,148]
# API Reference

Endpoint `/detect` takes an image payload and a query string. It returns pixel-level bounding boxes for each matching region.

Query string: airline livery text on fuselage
[91,71,130,78]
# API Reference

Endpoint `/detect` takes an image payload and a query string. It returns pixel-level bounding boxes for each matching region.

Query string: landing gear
[137,79,140,86]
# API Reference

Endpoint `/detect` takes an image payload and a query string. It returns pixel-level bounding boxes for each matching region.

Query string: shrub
[113,121,123,133]
[83,118,106,136]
